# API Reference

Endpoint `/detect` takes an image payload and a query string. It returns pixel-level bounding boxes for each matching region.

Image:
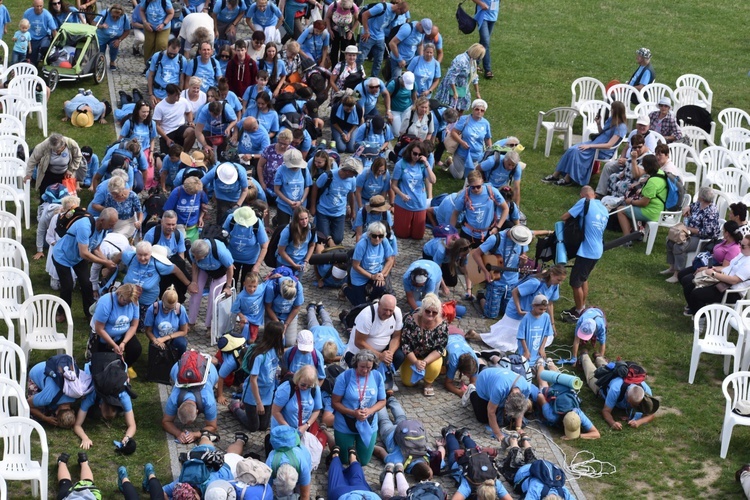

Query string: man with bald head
[559,186,608,323]
[344,294,404,375]
[23,0,57,65]
[236,116,270,167]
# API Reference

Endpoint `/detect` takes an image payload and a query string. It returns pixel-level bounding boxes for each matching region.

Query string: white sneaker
[50,278,60,291]
[461,383,476,407]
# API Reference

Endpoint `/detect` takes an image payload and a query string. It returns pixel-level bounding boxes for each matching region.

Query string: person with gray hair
[476,140,523,204]
[188,237,235,328]
[470,367,539,442]
[272,463,299,499]
[266,425,312,499]
[25,133,84,200]
[344,221,396,306]
[663,185,721,283]
[448,98,493,180]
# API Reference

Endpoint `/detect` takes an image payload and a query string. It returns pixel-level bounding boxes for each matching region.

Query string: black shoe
[339,310,349,323]
[118,90,131,107]
[132,88,144,103]
[178,452,188,463]
[201,429,220,442]
[737,464,750,482]
[234,432,249,444]
[317,301,324,314]
[560,308,580,323]
[77,452,88,464]
[441,425,457,438]
[347,447,357,461]
[57,453,70,464]
[455,427,471,442]
[308,303,317,312]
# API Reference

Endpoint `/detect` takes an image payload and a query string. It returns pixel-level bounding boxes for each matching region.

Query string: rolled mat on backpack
[540,370,583,391]
[554,221,567,264]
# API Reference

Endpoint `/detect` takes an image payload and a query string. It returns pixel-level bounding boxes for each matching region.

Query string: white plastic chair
[0,338,27,390]
[0,63,38,82]
[738,150,750,172]
[0,158,30,230]
[570,77,606,111]
[0,211,21,244]
[19,295,73,365]
[606,84,642,122]
[0,416,48,499]
[0,41,8,74]
[0,136,29,165]
[7,75,48,137]
[0,95,31,129]
[674,86,712,113]
[682,124,717,153]
[533,107,578,157]
[718,108,750,132]
[643,193,692,255]
[720,371,750,458]
[634,102,658,118]
[689,304,744,384]
[0,114,25,139]
[0,377,29,419]
[0,238,29,275]
[0,185,25,231]
[0,268,33,338]
[711,168,750,203]
[0,475,6,499]
[669,142,702,196]
[210,282,236,346]
[577,100,609,142]
[700,146,739,187]
[641,83,675,105]
[676,74,713,112]
[721,128,750,155]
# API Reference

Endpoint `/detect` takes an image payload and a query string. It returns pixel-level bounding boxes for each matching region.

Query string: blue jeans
[445,432,478,468]
[100,37,121,64]
[332,128,357,153]
[389,57,405,80]
[358,37,385,78]
[328,456,371,497]
[30,37,51,66]
[11,51,27,65]
[478,20,496,72]
[316,213,346,244]
[377,396,407,448]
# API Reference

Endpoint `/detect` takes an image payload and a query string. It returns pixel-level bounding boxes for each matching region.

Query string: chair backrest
[578,99,610,137]
[0,267,33,312]
[0,475,5,499]
[641,82,675,106]
[0,185,21,216]
[3,63,38,80]
[718,108,750,133]
[695,304,742,343]
[721,128,750,154]
[634,102,659,118]
[676,73,712,98]
[545,107,578,129]
[737,150,750,171]
[0,95,31,124]
[674,86,711,112]
[0,136,29,163]
[700,146,738,184]
[0,416,48,470]
[7,75,47,109]
[669,142,700,172]
[0,376,29,419]
[0,158,26,189]
[723,371,750,415]
[683,125,716,153]
[0,40,8,72]
[0,239,28,276]
[0,211,21,244]
[0,338,26,389]
[650,130,667,145]
[712,168,750,200]
[20,294,73,351]
[606,83,642,110]
[0,114,25,139]
[571,77,606,109]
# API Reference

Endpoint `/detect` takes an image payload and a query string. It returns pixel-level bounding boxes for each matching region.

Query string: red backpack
[177,351,208,386]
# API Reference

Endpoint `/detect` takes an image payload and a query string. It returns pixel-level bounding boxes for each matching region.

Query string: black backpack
[264,224,287,268]
[91,353,135,408]
[321,363,346,394]
[55,207,95,239]
[191,56,220,82]
[457,449,498,485]
[342,65,366,90]
[357,2,384,23]
[563,198,589,258]
[200,224,230,246]
[343,299,378,330]
[44,354,79,406]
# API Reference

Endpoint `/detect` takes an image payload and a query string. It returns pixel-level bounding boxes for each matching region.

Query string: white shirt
[345,303,403,355]
[153,97,192,134]
[725,253,750,290]
[624,129,659,157]
[178,13,216,46]
[180,89,207,116]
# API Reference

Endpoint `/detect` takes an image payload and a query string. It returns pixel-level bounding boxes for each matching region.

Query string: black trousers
[52,255,95,320]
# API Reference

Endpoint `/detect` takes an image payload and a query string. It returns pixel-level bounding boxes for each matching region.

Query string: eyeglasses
[368,85,380,90]
[473,108,486,112]
[411,151,422,156]
[470,185,483,191]
[424,309,439,316]
[370,233,385,239]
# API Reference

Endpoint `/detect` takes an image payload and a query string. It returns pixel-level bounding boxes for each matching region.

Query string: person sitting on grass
[535,361,600,440]
[55,452,102,500]
[558,307,607,366]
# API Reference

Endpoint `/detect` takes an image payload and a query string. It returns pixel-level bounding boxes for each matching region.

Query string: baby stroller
[41,13,106,92]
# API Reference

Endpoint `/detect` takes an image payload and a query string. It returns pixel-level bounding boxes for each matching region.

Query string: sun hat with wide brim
[340,157,363,175]
[151,245,172,265]
[72,109,94,128]
[366,195,391,213]
[232,206,258,227]
[344,45,359,54]
[509,225,533,246]
[179,152,194,167]
[283,148,307,169]
[191,151,206,168]
[217,162,239,184]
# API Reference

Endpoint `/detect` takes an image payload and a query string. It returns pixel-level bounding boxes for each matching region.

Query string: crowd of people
[10,0,750,497]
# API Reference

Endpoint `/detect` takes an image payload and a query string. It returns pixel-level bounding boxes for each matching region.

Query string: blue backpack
[405,481,446,500]
[514,460,567,498]
[178,457,211,495]
[546,383,581,415]
[655,171,685,212]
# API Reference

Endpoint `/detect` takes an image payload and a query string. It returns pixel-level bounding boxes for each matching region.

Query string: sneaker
[541,174,558,183]
[317,301,324,314]
[117,466,128,492]
[736,464,750,482]
[461,384,475,407]
[77,452,88,464]
[57,452,70,464]
[455,427,471,442]
[683,307,694,317]
[380,463,395,497]
[201,429,220,442]
[142,463,155,492]
[660,268,675,275]
[441,425,457,437]
[665,275,679,284]
[395,463,404,474]
[555,177,573,186]
[307,302,317,312]
[560,308,580,323]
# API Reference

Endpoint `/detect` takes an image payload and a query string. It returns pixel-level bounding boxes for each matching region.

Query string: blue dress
[555,118,627,185]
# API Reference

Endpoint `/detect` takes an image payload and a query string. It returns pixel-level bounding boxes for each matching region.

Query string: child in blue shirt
[516,295,554,365]
[231,272,266,342]
[80,146,100,189]
[12,20,32,64]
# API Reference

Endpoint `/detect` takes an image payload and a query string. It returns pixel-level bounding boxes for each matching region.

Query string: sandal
[423,386,435,397]
[485,71,494,79]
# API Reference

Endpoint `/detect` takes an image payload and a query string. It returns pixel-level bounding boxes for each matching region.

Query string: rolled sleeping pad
[554,221,567,264]
[603,231,644,251]
[540,370,583,391]
[308,250,350,265]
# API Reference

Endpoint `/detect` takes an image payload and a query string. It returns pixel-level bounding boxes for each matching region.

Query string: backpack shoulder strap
[192,57,199,75]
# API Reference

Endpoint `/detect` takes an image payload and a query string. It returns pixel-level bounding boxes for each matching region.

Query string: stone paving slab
[99,3,586,497]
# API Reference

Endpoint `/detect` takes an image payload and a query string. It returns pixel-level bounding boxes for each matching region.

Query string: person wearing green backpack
[266,425,312,500]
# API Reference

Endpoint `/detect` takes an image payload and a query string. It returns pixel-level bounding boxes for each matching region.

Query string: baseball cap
[636,115,650,126]
[532,294,548,306]
[636,47,651,59]
[401,71,415,90]
[420,18,433,34]
[576,318,596,341]
[658,97,672,107]
[296,329,314,352]
[563,411,581,439]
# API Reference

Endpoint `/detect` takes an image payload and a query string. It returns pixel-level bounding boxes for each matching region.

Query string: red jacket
[226,55,258,99]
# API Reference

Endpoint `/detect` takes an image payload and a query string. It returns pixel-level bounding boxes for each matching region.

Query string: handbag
[668,223,691,244]
[147,342,181,384]
[444,119,468,155]
[456,2,477,34]
[692,269,720,288]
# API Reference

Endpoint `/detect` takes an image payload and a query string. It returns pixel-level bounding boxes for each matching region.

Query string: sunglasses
[424,309,439,316]
[506,143,518,147]
[470,185,483,191]
[370,233,385,239]
[411,151,422,156]
[368,85,380,89]
[219,55,230,59]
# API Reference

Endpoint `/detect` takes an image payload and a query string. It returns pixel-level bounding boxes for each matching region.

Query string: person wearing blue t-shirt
[516,295,554,365]
[391,141,436,240]
[402,259,442,310]
[353,78,392,119]
[559,187,609,322]
[201,161,247,224]
[229,321,285,431]
[353,196,397,257]
[0,4,11,42]
[265,276,304,347]
[236,116,271,161]
[358,1,408,77]
[449,100,493,179]
[629,47,655,92]
[223,207,269,286]
[407,44,441,98]
[560,307,607,366]
[245,0,283,32]
[274,149,313,227]
[144,287,189,356]
[355,158,390,208]
[471,367,539,441]
[452,171,508,246]
[276,207,317,274]
[12,21,32,65]
[477,146,522,199]
[474,0,500,77]
[147,40,187,101]
[281,330,326,381]
[312,160,359,245]
[444,333,479,398]
[138,0,175,64]
[91,284,141,366]
[266,425,313,497]
[163,177,210,241]
[298,20,330,66]
[388,19,431,80]
[188,238,235,327]
[535,363,600,440]
[27,359,77,429]
[212,0,244,42]
[231,273,266,343]
[162,358,220,442]
[306,303,346,358]
[80,147,100,189]
[271,365,323,430]
[23,0,57,65]
[330,95,364,153]
[345,222,395,306]
[183,42,223,92]
[97,5,131,69]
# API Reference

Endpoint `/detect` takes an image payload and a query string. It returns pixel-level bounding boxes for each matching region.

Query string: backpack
[432,224,458,240]
[527,460,567,498]
[358,2,384,23]
[143,188,167,222]
[91,353,131,405]
[201,224,230,247]
[498,354,532,382]
[44,354,81,406]
[263,224,287,268]
[361,208,392,240]
[479,146,514,184]
[594,360,647,404]
[386,21,413,47]
[63,482,101,500]
[456,449,497,485]
[391,133,419,160]
[177,350,209,386]
[285,346,319,374]
[152,224,183,250]
[394,420,429,468]
[240,342,259,376]
[343,65,366,90]
[655,171,685,212]
[274,91,301,113]
[270,431,301,479]
[456,1,477,34]
[191,56,220,82]
[178,457,211,495]
[343,299,379,330]
[321,362,346,394]
[546,384,581,415]
[563,198,589,258]
[55,207,95,238]
[405,481,446,500]
[153,50,185,87]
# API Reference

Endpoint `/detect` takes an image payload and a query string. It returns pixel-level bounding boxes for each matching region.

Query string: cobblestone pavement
[101,4,586,497]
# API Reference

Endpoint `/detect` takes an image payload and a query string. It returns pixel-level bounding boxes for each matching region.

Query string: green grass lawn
[4,0,750,498]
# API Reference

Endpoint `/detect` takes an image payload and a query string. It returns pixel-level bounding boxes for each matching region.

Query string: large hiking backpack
[177,350,209,386]
[178,457,212,495]
[563,198,589,258]
[457,448,497,485]
[655,171,685,212]
[498,354,532,382]
[342,299,379,330]
[55,207,95,238]
[527,460,567,498]
[404,481,446,500]
[393,420,428,467]
[91,353,133,407]
[264,224,287,268]
[546,384,581,415]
